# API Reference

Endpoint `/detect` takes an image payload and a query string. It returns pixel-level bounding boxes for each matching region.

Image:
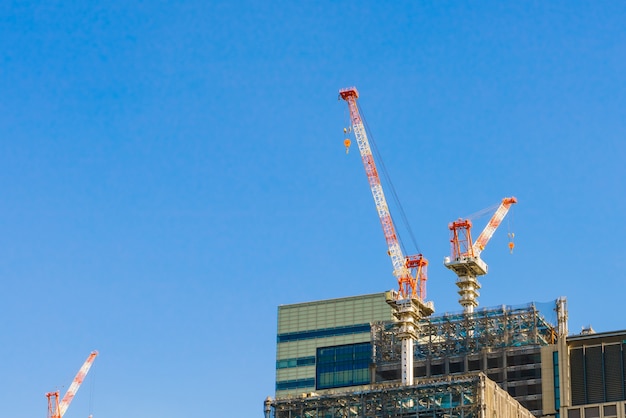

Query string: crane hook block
[344,138,351,154]
[508,241,515,254]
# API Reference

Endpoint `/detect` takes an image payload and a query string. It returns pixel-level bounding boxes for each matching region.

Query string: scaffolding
[368,301,559,416]
[267,300,565,418]
[372,302,557,366]
[269,373,535,418]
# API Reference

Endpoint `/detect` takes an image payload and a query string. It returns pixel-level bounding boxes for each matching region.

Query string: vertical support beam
[387,294,433,386]
[264,396,272,418]
[401,338,414,385]
[556,297,570,411]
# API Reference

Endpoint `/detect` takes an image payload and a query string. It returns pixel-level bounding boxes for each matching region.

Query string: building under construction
[264,87,626,417]
[265,294,626,418]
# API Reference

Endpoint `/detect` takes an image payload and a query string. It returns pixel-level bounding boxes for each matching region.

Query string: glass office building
[275,292,394,397]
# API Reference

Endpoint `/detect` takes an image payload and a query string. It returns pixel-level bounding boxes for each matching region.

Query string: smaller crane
[47,351,98,418]
[444,197,517,313]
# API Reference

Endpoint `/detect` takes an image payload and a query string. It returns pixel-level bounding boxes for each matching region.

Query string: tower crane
[339,87,434,386]
[444,197,517,313]
[47,350,98,418]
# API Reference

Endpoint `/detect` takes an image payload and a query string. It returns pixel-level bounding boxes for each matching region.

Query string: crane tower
[339,87,434,386]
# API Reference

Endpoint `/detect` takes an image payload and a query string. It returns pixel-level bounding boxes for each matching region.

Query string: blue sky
[1,1,625,417]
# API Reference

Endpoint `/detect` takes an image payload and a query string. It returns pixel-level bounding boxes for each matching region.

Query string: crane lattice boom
[339,87,426,300]
[472,197,517,256]
[47,350,98,418]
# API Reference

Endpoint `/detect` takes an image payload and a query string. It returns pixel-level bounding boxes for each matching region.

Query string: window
[487,356,502,369]
[449,361,463,374]
[431,363,444,376]
[316,342,371,390]
[603,405,617,417]
[468,358,482,371]
[276,378,315,391]
[567,408,581,418]
[276,356,315,369]
[278,323,371,343]
[507,367,541,382]
[554,351,561,414]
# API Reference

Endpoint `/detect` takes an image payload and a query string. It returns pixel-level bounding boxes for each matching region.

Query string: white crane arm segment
[339,87,412,295]
[58,351,98,417]
[472,197,517,256]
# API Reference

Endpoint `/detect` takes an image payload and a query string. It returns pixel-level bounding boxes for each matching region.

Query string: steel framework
[270,373,535,418]
[372,302,556,366]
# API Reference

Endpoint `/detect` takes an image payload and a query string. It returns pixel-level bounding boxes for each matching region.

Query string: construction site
[263,87,626,418]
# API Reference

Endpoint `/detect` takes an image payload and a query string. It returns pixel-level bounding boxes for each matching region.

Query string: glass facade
[274,292,394,396]
[277,323,371,343]
[275,378,315,391]
[316,342,371,389]
[276,356,315,369]
[554,350,561,418]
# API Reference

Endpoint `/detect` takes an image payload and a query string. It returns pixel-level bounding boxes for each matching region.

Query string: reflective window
[276,378,315,391]
[316,342,371,389]
[278,323,371,343]
[276,356,315,369]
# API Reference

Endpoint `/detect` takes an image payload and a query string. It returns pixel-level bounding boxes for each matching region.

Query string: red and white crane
[444,197,517,313]
[339,87,433,386]
[339,87,429,301]
[47,350,98,418]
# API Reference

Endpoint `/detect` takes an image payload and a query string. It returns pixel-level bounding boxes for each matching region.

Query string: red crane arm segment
[58,351,98,417]
[472,197,517,256]
[339,87,426,300]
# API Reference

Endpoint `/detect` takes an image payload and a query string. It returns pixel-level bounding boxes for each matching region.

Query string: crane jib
[339,87,426,301]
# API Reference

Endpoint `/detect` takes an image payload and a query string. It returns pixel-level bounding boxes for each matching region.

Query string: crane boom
[339,87,422,300]
[47,350,98,418]
[472,197,517,256]
[339,86,433,387]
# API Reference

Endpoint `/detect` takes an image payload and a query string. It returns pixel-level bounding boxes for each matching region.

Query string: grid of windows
[316,342,371,390]
[277,294,393,335]
[274,293,394,396]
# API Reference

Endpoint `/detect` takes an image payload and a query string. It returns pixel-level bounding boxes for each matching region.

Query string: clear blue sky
[1,1,624,417]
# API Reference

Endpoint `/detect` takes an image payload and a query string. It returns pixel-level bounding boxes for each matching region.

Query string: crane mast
[444,197,517,313]
[339,87,433,386]
[47,350,98,418]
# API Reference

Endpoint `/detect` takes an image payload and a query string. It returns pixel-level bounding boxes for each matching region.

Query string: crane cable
[507,206,515,253]
[462,202,500,221]
[358,103,422,256]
